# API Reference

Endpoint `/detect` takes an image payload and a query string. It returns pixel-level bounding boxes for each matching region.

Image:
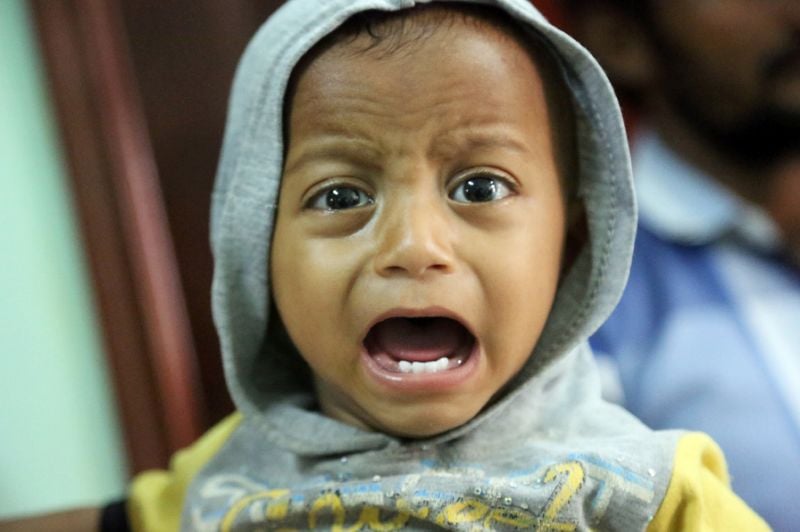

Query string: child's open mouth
[364,317,476,374]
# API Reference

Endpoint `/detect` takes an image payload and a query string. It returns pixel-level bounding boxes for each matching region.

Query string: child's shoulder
[128,412,243,531]
[649,432,770,531]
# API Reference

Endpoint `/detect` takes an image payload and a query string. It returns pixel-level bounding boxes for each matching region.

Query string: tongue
[368,317,467,362]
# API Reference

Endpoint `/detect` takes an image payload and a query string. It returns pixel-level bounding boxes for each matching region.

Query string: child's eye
[449,171,515,203]
[307,185,374,211]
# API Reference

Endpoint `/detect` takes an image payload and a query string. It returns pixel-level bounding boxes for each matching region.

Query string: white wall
[0,0,128,518]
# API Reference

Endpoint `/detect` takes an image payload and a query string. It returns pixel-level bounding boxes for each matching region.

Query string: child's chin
[369,407,479,440]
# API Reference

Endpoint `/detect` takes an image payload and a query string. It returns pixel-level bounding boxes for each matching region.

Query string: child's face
[271,19,567,437]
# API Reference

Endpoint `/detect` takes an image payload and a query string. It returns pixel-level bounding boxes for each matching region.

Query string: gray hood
[190,1,676,529]
[211,0,634,442]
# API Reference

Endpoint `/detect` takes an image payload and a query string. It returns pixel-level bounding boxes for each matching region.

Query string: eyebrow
[283,127,532,175]
[283,134,383,176]
[428,128,531,161]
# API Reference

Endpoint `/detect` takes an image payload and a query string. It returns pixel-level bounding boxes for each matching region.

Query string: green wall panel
[0,0,128,518]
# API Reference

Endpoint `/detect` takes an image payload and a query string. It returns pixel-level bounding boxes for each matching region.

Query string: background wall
[0,0,127,518]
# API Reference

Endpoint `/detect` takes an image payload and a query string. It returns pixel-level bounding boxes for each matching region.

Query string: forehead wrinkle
[293,71,420,135]
[426,125,532,162]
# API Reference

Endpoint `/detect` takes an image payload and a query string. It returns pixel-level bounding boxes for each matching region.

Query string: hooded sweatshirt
[127,1,769,530]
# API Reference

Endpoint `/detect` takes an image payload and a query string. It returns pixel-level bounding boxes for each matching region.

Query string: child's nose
[373,195,455,279]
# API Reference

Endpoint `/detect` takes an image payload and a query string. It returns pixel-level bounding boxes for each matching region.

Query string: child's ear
[562,198,587,275]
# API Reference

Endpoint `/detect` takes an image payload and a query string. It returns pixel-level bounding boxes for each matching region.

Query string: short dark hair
[564,0,650,15]
[313,3,543,59]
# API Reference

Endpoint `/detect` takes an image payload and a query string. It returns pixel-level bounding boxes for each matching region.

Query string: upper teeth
[398,357,450,374]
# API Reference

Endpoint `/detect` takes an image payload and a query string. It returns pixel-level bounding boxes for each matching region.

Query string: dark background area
[120,0,284,427]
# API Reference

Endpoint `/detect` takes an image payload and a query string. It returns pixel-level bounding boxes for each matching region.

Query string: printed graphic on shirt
[188,454,655,531]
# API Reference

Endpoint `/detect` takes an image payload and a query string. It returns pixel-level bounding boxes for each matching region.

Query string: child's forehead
[285,5,555,121]
[302,21,535,91]
[288,20,549,141]
[283,4,576,188]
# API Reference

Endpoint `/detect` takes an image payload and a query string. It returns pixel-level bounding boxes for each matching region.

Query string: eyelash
[447,169,517,204]
[305,182,375,211]
[303,168,517,211]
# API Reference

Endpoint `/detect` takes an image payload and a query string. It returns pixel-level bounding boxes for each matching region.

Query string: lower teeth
[398,357,451,374]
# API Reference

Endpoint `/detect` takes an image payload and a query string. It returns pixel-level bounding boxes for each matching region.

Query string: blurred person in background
[566,0,800,529]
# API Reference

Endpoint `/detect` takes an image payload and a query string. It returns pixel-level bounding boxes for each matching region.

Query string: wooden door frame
[31,0,206,473]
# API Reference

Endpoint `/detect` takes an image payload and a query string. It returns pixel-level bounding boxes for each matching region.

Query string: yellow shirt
[649,433,770,531]
[129,414,769,531]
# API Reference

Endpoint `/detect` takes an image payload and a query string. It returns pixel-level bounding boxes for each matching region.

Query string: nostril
[373,238,454,277]
[376,258,452,278]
